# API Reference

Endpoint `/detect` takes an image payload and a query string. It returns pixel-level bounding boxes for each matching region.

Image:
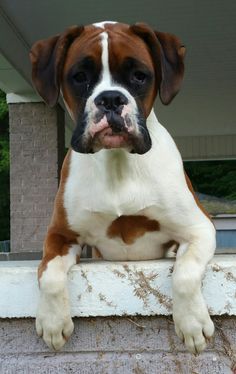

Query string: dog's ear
[130,23,185,105]
[30,26,84,107]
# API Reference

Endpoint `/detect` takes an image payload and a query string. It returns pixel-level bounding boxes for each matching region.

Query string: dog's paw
[173,295,214,354]
[36,311,74,350]
[36,290,74,350]
[174,312,214,354]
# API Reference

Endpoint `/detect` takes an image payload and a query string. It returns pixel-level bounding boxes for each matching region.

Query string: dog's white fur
[36,26,216,353]
[36,245,81,350]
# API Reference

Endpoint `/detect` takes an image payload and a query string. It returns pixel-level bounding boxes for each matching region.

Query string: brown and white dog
[30,21,216,354]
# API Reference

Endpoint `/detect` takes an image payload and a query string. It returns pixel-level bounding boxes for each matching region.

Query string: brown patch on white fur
[107,215,160,245]
[61,26,103,120]
[107,23,157,117]
[38,150,78,280]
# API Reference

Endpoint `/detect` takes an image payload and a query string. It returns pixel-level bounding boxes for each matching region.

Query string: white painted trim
[0,256,235,318]
[176,135,236,160]
[213,216,236,230]
[6,92,43,104]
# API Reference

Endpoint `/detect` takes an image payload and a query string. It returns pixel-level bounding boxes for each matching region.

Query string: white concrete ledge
[0,256,235,318]
[6,92,43,103]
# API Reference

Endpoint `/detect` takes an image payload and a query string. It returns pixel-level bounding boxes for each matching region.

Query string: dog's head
[30,22,185,154]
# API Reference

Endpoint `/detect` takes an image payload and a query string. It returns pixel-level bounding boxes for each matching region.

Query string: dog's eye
[73,72,87,83]
[132,71,147,84]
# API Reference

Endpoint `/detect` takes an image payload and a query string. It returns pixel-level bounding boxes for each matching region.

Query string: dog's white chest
[63,113,200,260]
[63,147,169,260]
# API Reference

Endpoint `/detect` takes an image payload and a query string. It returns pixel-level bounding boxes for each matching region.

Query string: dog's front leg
[172,223,216,354]
[36,231,81,350]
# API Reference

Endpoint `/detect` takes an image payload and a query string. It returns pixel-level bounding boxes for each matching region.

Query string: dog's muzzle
[94,90,128,133]
[71,89,152,154]
[89,90,134,150]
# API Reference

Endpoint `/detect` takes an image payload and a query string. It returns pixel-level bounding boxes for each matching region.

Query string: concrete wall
[0,317,235,373]
[9,102,65,253]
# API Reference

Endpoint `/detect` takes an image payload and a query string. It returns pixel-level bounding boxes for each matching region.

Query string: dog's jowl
[30,21,216,353]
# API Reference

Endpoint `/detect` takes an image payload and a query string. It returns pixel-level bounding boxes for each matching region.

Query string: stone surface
[9,102,65,253]
[0,256,235,318]
[0,317,235,373]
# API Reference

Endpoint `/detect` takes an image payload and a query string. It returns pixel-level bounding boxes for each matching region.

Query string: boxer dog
[30,21,216,354]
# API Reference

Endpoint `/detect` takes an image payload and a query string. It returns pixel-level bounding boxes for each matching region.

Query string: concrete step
[0,317,235,373]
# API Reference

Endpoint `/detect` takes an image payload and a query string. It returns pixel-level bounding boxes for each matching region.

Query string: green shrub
[184,160,236,201]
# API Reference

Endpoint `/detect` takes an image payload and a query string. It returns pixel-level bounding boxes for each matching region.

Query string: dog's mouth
[71,110,152,154]
[93,127,131,149]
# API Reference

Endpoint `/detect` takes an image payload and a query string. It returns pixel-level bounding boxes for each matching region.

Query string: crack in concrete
[110,265,173,311]
[212,264,236,283]
[80,269,93,293]
[98,293,117,308]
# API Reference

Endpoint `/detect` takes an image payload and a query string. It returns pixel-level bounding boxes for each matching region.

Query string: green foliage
[0,89,10,241]
[0,137,9,173]
[0,90,8,123]
[184,160,236,201]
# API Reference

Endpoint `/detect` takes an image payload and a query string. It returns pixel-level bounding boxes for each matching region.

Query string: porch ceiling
[0,0,236,136]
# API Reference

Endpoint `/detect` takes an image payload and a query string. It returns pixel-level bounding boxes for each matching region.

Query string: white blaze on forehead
[93,21,117,29]
[85,28,137,105]
[100,32,112,85]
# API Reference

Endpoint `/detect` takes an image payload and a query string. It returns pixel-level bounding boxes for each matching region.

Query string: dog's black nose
[94,91,128,113]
